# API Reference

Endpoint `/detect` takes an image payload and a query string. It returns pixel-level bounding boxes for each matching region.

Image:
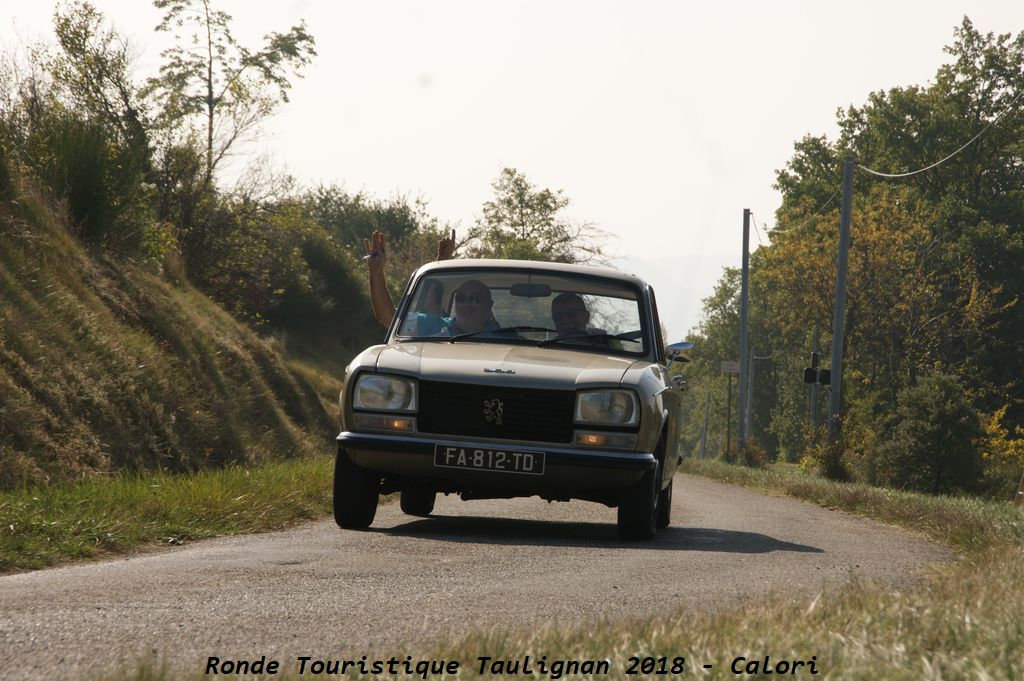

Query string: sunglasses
[454,292,488,304]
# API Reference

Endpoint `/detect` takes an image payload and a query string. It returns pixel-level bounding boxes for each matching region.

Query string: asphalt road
[0,474,951,680]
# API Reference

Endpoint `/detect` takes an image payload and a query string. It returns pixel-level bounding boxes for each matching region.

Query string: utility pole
[738,208,750,448]
[746,346,755,441]
[828,156,855,442]
[810,325,820,426]
[699,390,710,459]
[726,373,733,455]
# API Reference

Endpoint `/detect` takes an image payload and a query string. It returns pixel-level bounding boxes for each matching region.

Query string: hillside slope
[0,180,364,489]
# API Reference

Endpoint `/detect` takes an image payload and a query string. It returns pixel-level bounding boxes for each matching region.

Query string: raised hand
[437,228,456,261]
[363,230,387,275]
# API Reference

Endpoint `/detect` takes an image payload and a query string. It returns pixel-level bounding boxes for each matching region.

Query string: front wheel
[333,448,380,529]
[617,460,659,540]
[656,478,673,529]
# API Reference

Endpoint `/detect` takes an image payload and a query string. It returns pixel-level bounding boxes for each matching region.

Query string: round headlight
[354,374,417,411]
[575,390,638,426]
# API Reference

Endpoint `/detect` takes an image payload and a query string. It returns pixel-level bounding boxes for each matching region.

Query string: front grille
[418,380,575,444]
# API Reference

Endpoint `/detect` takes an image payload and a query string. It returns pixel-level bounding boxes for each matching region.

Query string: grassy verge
[414,460,1024,681]
[25,459,1024,679]
[0,452,336,573]
[681,458,1024,552]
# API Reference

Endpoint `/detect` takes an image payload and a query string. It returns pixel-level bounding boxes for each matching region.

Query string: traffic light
[803,364,830,385]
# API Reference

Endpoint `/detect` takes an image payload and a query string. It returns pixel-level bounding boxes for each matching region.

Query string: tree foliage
[300,185,454,300]
[466,168,606,264]
[146,0,316,189]
[683,18,1024,494]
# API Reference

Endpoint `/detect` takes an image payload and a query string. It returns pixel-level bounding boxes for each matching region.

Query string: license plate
[433,444,545,475]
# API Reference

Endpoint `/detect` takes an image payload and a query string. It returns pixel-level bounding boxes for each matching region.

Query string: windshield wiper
[536,330,641,348]
[449,325,556,343]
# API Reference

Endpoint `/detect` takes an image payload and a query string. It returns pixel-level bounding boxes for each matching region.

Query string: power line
[857,88,1024,178]
[767,188,840,235]
[750,213,765,247]
[753,89,1021,248]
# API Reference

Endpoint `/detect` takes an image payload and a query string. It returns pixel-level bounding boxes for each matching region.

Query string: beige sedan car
[335,260,691,539]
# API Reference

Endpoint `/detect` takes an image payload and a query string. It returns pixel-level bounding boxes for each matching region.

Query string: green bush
[27,112,150,249]
[861,373,983,494]
[799,436,849,481]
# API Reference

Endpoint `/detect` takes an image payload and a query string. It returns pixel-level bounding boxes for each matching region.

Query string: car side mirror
[666,341,693,363]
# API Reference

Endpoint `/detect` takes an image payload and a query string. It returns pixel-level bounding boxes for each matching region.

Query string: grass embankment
[0,184,341,490]
[0,454,335,573]
[0,157,372,573]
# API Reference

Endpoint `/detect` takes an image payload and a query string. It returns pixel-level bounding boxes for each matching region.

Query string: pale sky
[3,1,1022,340]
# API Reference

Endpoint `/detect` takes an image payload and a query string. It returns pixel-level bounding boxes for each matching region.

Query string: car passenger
[551,292,600,335]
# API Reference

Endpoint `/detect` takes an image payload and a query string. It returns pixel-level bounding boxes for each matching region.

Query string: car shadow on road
[375,516,823,554]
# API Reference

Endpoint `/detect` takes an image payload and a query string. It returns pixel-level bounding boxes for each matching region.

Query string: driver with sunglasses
[434,279,501,336]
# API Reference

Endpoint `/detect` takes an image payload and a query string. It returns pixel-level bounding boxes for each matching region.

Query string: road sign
[721,360,739,374]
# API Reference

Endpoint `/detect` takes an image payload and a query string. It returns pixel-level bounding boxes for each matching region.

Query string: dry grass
[0,184,340,490]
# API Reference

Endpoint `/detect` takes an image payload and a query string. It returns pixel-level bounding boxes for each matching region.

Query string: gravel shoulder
[0,473,952,680]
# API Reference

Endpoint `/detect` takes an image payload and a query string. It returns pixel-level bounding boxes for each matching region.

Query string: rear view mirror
[510,283,552,298]
[666,341,693,363]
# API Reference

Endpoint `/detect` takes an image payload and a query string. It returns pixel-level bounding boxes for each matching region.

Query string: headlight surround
[574,389,639,427]
[353,374,418,412]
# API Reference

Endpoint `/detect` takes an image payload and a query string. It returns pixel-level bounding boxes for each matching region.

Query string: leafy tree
[146,0,316,190]
[859,373,984,494]
[676,269,740,458]
[46,2,148,156]
[301,185,454,301]
[48,1,150,162]
[774,18,1024,421]
[0,2,155,248]
[466,168,606,263]
[302,185,425,254]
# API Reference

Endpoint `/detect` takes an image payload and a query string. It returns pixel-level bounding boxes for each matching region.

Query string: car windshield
[394,268,648,356]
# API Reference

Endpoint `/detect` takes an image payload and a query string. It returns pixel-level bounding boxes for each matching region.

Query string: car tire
[617,459,659,540]
[656,478,673,529]
[333,447,379,529]
[400,488,436,517]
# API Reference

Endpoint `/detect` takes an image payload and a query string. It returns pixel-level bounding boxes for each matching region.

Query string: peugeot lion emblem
[483,398,504,425]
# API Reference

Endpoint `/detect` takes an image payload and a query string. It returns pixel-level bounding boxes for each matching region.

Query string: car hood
[375,342,641,390]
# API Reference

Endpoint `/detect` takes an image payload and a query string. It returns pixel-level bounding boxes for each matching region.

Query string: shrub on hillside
[859,373,984,495]
[22,111,150,250]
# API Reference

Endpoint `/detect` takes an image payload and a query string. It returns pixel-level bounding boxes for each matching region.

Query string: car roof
[414,259,650,289]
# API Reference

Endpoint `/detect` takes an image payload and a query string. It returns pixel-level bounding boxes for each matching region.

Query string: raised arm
[364,230,396,327]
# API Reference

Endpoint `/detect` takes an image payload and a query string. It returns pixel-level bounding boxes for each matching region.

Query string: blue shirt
[435,319,502,337]
[400,312,451,336]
